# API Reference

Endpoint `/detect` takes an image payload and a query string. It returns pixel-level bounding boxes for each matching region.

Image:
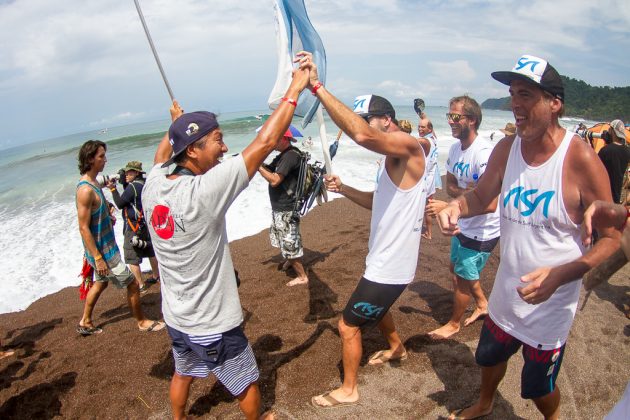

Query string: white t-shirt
[424,133,439,196]
[364,158,427,285]
[142,156,249,335]
[447,136,500,240]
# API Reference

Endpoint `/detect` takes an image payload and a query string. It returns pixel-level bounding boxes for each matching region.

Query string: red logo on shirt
[151,205,175,239]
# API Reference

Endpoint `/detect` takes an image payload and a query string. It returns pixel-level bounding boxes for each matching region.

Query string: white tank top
[424,133,439,196]
[364,157,427,285]
[488,130,585,350]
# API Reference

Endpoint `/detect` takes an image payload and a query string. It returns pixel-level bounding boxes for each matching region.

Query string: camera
[576,128,611,143]
[95,173,120,188]
[130,235,150,249]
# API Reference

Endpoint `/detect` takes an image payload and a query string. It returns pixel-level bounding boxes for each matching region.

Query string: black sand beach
[1,191,629,419]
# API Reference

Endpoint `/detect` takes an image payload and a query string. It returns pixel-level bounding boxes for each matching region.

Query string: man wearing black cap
[258,131,309,286]
[435,54,620,420]
[142,66,309,420]
[297,52,429,409]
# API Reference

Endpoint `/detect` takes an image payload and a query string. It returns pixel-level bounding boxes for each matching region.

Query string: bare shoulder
[488,135,515,166]
[76,182,97,206]
[566,134,597,162]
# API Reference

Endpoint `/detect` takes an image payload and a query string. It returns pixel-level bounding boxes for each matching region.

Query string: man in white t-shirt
[437,55,619,420]
[419,113,440,240]
[297,52,429,410]
[426,95,500,340]
[142,67,310,420]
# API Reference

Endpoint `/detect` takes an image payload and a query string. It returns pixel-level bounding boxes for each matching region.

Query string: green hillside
[482,76,630,122]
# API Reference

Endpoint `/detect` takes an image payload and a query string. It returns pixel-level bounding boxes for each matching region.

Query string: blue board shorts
[167,325,260,397]
[476,317,565,399]
[450,234,498,280]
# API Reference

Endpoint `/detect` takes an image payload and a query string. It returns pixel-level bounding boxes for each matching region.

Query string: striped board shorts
[167,325,260,397]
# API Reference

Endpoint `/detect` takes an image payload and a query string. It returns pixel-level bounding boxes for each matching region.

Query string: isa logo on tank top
[503,186,555,218]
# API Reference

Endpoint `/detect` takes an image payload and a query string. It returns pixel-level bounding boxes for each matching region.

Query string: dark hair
[542,91,565,118]
[449,95,482,131]
[78,140,107,174]
[172,136,208,165]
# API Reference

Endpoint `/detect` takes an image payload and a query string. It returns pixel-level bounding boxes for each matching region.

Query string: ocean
[0,106,590,314]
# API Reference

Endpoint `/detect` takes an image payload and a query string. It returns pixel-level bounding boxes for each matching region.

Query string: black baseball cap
[352,94,397,122]
[162,111,219,167]
[491,54,564,102]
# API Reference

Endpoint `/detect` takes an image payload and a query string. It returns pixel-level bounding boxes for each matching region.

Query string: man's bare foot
[421,232,432,240]
[0,350,15,361]
[286,277,308,287]
[311,387,359,408]
[463,307,488,326]
[447,403,493,419]
[260,410,276,420]
[428,323,460,339]
[367,349,408,365]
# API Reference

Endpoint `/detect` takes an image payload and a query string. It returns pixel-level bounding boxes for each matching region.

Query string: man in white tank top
[426,96,500,340]
[437,55,621,420]
[297,52,430,410]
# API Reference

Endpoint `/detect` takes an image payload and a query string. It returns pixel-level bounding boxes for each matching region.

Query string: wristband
[311,82,323,96]
[281,97,297,107]
[94,255,103,261]
[109,187,116,192]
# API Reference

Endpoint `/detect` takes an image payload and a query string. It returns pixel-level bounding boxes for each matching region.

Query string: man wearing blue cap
[436,55,620,419]
[142,66,310,420]
[258,129,309,286]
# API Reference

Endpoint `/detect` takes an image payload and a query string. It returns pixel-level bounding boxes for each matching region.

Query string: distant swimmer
[75,140,165,336]
[298,51,429,410]
[426,95,500,340]
[438,54,621,420]
[142,66,310,420]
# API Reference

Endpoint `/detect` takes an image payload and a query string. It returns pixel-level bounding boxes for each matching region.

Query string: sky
[1,0,629,149]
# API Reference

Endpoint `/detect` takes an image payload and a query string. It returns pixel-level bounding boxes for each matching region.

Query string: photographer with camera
[108,161,160,294]
[598,119,630,204]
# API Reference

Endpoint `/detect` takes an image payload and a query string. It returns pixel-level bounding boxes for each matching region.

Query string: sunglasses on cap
[363,114,388,122]
[446,113,470,123]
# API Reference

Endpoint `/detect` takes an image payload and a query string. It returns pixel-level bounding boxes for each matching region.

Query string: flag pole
[133,0,175,101]
[316,107,332,174]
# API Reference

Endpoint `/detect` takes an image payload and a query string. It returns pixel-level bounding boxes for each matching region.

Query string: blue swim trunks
[450,235,497,280]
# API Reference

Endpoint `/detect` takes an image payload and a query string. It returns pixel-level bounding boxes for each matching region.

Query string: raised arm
[241,68,310,179]
[295,51,421,159]
[154,100,184,165]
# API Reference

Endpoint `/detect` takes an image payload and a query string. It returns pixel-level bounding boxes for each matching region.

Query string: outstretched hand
[324,174,343,193]
[290,65,311,92]
[294,51,320,89]
[426,198,448,218]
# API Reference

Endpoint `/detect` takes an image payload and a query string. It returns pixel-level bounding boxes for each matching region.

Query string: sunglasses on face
[446,113,470,123]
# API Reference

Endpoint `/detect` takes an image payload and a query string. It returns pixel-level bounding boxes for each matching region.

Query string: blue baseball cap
[163,112,219,167]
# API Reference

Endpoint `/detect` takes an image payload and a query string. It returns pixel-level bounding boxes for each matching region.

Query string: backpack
[123,182,150,242]
[292,149,327,216]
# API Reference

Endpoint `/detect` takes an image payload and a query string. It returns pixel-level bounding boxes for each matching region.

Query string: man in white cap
[598,119,630,204]
[437,54,620,419]
[297,51,429,409]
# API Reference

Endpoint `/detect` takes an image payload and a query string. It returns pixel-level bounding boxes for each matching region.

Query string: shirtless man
[438,55,620,420]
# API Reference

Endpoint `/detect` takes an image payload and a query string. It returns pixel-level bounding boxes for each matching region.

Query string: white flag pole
[316,107,332,174]
[133,0,175,101]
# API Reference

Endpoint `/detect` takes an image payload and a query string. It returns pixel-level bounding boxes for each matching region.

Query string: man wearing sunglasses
[427,96,500,340]
[437,55,619,420]
[296,51,429,409]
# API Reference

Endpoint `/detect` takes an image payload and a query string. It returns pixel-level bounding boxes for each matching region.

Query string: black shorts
[123,229,155,265]
[342,277,407,328]
[475,317,566,399]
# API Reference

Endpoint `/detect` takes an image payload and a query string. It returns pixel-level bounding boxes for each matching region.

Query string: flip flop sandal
[311,391,359,409]
[139,320,165,332]
[77,325,103,336]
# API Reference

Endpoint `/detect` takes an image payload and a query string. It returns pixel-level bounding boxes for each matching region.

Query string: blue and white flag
[268,0,326,128]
